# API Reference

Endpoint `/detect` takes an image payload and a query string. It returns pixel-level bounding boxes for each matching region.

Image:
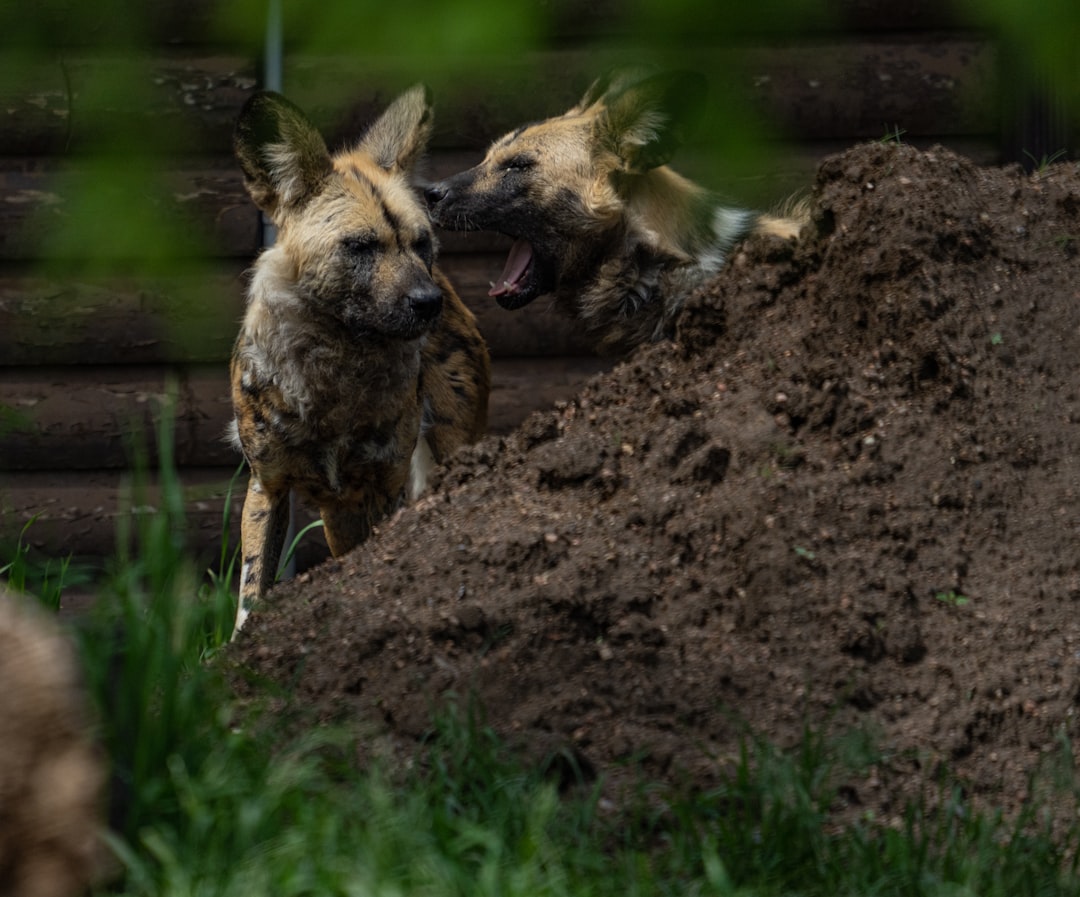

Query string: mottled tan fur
[230,87,489,636]
[427,69,808,356]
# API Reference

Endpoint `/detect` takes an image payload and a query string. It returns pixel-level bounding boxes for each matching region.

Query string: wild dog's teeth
[489,281,496,290]
[504,281,514,290]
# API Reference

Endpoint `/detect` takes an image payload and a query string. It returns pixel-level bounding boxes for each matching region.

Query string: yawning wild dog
[229,87,490,636]
[426,69,805,356]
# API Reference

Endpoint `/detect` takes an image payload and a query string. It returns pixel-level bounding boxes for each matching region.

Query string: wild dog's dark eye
[341,234,377,255]
[501,154,536,173]
[413,233,434,269]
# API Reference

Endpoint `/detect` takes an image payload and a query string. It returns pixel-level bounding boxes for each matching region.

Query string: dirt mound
[227,142,1080,822]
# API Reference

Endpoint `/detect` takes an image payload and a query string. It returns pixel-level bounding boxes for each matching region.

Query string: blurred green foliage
[961,0,1079,93]
[216,0,547,61]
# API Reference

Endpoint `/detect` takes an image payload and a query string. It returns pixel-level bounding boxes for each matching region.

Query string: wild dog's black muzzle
[423,182,448,208]
[423,171,481,230]
[406,280,444,321]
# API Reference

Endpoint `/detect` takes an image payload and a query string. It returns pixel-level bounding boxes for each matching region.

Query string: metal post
[263,0,298,582]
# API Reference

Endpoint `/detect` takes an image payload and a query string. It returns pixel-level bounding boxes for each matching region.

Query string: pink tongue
[488,239,533,297]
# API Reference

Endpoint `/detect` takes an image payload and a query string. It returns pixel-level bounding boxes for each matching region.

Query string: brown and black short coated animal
[229,86,490,636]
[425,69,806,356]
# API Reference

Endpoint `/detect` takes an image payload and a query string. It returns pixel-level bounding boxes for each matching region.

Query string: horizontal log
[679,136,1001,206]
[0,40,1001,157]
[0,54,258,155]
[0,354,609,564]
[830,1,968,31]
[1,464,467,577]
[0,133,999,269]
[4,0,237,48]
[0,154,516,262]
[0,467,247,567]
[0,144,819,264]
[0,466,331,575]
[486,355,609,431]
[290,39,1001,151]
[481,0,969,42]
[0,160,258,260]
[0,253,592,365]
[0,357,609,470]
[4,0,980,51]
[0,367,236,470]
[737,40,999,141]
[0,267,249,365]
[0,139,1003,273]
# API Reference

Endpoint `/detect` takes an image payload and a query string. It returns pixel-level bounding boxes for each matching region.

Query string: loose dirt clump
[227,142,1080,823]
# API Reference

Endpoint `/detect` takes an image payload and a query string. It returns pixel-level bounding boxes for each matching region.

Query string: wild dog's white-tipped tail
[754,196,812,241]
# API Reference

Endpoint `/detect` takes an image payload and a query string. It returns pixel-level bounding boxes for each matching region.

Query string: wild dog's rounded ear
[596,70,708,173]
[356,84,434,176]
[234,91,332,222]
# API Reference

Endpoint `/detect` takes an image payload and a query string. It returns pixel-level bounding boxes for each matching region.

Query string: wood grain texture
[0,161,258,260]
[0,39,1006,158]
[0,355,608,563]
[0,357,609,470]
[0,253,594,365]
[0,55,258,155]
[0,467,246,563]
[291,40,1002,151]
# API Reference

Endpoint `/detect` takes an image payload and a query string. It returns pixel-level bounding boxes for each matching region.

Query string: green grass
[934,589,971,607]
[879,124,908,145]
[1023,148,1069,174]
[0,516,81,611]
[4,404,1080,896]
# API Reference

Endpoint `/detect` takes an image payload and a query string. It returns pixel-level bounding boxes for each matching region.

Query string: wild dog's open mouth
[488,238,536,310]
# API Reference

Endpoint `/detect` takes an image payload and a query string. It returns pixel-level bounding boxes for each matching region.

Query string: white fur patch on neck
[696,206,756,277]
[407,435,436,502]
[713,207,755,251]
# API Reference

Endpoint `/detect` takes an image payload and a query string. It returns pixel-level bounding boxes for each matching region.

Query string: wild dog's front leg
[234,477,290,638]
[320,501,378,558]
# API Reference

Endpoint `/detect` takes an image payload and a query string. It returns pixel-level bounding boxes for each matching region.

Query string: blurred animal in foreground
[0,591,106,897]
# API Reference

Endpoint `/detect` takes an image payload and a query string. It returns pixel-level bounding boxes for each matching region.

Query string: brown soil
[227,142,1080,824]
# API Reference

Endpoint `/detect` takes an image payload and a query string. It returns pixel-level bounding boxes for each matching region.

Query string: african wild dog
[229,86,490,636]
[425,69,806,356]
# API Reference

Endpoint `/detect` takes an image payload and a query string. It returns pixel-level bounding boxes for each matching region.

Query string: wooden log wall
[0,1,1075,572]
